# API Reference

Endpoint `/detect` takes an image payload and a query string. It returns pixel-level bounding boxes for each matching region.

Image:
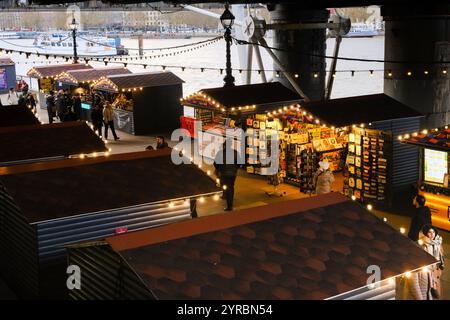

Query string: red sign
[181,116,197,138]
[115,226,128,234]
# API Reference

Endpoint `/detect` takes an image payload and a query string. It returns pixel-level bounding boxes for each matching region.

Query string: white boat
[342,23,379,38]
[32,32,124,56]
[0,31,20,40]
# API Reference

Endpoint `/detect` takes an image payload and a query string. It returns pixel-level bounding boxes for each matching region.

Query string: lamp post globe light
[220,3,235,88]
[69,16,79,64]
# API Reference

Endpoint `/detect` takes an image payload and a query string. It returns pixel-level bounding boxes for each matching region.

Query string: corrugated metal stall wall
[0,183,40,299]
[67,242,153,300]
[37,201,191,263]
[372,117,421,202]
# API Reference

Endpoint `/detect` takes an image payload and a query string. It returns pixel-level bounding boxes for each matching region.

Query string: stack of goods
[345,128,390,204]
[298,148,319,193]
[112,94,134,111]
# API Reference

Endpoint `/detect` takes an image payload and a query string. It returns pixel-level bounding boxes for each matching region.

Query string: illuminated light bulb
[387,278,394,285]
[190,157,193,162]
[322,124,326,128]
[351,195,356,201]
[387,71,393,77]
[302,111,307,115]
[198,164,202,169]
[294,74,299,78]
[413,132,418,137]
[283,106,288,111]
[105,152,110,157]
[278,108,282,113]
[422,267,428,273]
[223,185,227,190]
[207,170,211,175]
[199,197,205,203]
[331,126,335,130]
[313,73,318,78]
[418,239,424,246]
[434,128,439,132]
[369,123,372,126]
[79,154,85,159]
[407,71,412,76]
[108,148,112,152]
[442,69,447,75]
[367,204,373,211]
[400,227,406,234]
[216,178,220,184]
[405,272,411,278]
[383,217,387,222]
[231,107,235,111]
[352,124,356,129]
[404,134,410,139]
[169,202,175,208]
[213,194,220,201]
[360,123,365,128]
[398,136,403,140]
[290,105,294,109]
[93,152,98,157]
[424,70,429,75]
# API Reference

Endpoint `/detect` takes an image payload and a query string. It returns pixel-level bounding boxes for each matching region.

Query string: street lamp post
[220,3,235,88]
[69,16,79,64]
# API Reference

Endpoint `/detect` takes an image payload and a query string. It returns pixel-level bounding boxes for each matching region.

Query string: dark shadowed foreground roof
[0,121,107,165]
[200,82,302,108]
[106,71,184,89]
[401,126,450,152]
[0,150,220,223]
[107,193,436,300]
[26,63,93,78]
[0,105,40,128]
[302,94,423,127]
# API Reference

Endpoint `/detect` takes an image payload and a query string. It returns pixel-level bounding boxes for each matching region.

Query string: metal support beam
[259,37,310,101]
[253,44,267,83]
[266,22,340,31]
[246,43,253,84]
[325,35,342,100]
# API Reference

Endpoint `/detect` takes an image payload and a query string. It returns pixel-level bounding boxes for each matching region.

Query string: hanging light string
[76,35,223,52]
[232,36,450,65]
[397,124,449,141]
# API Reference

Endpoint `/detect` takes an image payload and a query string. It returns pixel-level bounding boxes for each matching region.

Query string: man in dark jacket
[46,91,55,124]
[408,194,432,241]
[73,93,82,120]
[156,136,169,149]
[214,140,239,211]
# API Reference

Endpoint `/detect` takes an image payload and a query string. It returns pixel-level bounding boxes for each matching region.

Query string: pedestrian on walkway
[73,93,82,120]
[407,194,432,241]
[313,161,335,195]
[46,91,56,124]
[214,139,239,211]
[103,102,119,140]
[91,104,103,137]
[420,225,445,299]
[7,88,19,105]
[26,93,37,112]
[156,136,168,149]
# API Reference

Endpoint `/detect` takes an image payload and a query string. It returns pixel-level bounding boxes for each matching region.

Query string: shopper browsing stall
[313,161,335,195]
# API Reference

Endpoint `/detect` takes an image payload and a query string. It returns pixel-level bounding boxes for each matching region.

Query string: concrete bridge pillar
[382,5,450,128]
[268,4,329,101]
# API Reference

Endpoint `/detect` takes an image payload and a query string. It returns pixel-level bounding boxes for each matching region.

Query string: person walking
[156,136,168,149]
[407,194,432,241]
[419,225,445,299]
[214,140,239,211]
[103,102,119,140]
[7,88,19,105]
[313,161,335,195]
[55,90,66,121]
[395,268,433,300]
[73,93,82,120]
[91,104,103,137]
[26,93,37,112]
[45,91,56,124]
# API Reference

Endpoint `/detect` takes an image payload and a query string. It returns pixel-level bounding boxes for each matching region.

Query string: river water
[3,36,384,98]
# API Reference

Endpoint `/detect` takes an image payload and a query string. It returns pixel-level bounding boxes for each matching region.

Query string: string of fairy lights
[2,37,449,79]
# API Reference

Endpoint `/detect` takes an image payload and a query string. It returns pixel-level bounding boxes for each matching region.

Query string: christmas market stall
[66,193,437,300]
[91,71,184,135]
[53,67,131,120]
[400,125,450,231]
[0,121,107,166]
[0,149,221,299]
[0,57,16,95]
[0,104,40,128]
[295,93,423,209]
[180,82,303,162]
[26,63,93,109]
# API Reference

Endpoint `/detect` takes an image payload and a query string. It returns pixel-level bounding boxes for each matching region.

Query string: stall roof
[56,67,131,85]
[106,193,436,300]
[0,57,15,66]
[0,121,107,165]
[102,71,184,90]
[302,94,423,127]
[0,105,40,128]
[401,127,450,152]
[199,82,302,108]
[26,63,93,78]
[0,149,220,223]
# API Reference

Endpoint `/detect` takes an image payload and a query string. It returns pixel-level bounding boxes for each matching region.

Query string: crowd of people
[45,89,82,124]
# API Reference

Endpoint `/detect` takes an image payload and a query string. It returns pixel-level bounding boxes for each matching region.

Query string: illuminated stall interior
[400,126,450,230]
